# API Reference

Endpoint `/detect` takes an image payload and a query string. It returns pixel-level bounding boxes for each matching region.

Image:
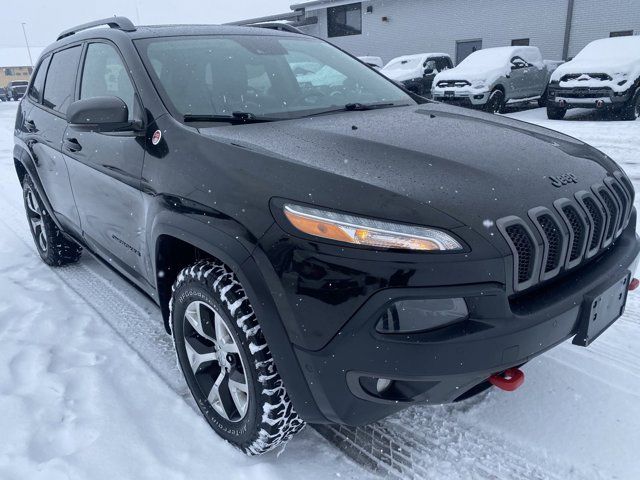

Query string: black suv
[13,18,640,455]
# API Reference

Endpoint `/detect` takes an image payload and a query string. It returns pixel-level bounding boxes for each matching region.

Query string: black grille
[599,188,619,241]
[562,206,586,261]
[437,80,471,88]
[582,197,604,251]
[538,214,562,272]
[498,175,634,292]
[505,225,534,284]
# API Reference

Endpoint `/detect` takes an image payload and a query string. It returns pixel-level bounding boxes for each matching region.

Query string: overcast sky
[0,0,296,52]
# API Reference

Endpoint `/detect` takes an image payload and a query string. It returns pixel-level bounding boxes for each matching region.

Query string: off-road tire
[546,104,567,120]
[619,89,640,121]
[22,174,82,266]
[484,88,505,114]
[170,260,305,455]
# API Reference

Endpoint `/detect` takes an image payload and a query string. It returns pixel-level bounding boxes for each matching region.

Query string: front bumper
[259,215,639,426]
[432,88,490,107]
[549,84,633,109]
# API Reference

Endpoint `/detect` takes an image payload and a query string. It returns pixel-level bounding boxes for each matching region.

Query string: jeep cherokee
[13,17,640,455]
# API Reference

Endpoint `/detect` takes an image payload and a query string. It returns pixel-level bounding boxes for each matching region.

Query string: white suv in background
[432,46,552,113]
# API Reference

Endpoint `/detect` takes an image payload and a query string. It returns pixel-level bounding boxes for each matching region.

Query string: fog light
[376,378,393,393]
[474,94,484,100]
[376,298,469,334]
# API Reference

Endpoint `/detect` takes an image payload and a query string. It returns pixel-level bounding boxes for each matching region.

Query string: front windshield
[136,35,414,120]
[383,57,424,72]
[576,38,640,62]
[456,49,509,69]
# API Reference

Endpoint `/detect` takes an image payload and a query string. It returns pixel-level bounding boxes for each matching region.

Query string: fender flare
[150,213,328,423]
[13,142,66,233]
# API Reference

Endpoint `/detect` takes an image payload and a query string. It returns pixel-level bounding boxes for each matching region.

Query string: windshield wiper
[306,102,409,117]
[183,112,277,124]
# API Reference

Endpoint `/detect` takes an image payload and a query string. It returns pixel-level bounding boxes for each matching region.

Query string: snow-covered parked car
[381,53,453,96]
[432,46,552,113]
[358,56,384,69]
[547,36,640,120]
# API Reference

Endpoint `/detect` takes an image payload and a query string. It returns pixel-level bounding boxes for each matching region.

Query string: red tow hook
[629,278,639,292]
[489,368,525,392]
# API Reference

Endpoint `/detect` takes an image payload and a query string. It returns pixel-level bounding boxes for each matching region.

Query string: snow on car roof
[574,36,640,62]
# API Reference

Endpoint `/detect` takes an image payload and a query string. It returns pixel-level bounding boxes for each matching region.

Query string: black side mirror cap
[67,96,131,132]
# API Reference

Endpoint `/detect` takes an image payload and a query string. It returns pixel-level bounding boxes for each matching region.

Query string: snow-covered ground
[0,102,370,480]
[0,101,638,479]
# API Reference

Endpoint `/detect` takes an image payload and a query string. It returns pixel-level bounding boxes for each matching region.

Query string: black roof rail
[252,23,304,35]
[57,16,136,41]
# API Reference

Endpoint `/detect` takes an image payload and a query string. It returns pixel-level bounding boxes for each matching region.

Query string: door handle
[63,138,82,153]
[25,119,37,133]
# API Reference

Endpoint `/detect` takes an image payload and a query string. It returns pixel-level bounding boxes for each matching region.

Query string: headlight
[474,81,487,90]
[283,204,463,251]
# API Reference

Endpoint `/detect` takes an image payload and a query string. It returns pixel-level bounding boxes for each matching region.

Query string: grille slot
[582,196,604,252]
[538,214,562,273]
[505,224,535,284]
[562,205,587,262]
[598,188,619,242]
[610,181,630,233]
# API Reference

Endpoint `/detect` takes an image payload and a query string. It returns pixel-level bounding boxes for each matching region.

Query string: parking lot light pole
[21,22,33,67]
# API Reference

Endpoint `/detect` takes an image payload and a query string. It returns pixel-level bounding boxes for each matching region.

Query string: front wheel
[538,87,549,108]
[546,104,567,120]
[22,174,82,266]
[484,89,505,114]
[619,89,640,121]
[170,261,305,455]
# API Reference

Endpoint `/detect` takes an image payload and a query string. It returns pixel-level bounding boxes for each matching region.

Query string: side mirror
[67,96,131,131]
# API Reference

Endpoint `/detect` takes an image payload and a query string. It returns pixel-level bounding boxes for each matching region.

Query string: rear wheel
[484,89,505,114]
[170,261,305,455]
[546,104,567,120]
[22,175,82,266]
[619,89,640,121]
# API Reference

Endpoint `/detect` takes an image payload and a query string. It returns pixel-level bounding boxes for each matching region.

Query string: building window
[610,30,633,37]
[511,38,530,46]
[328,3,362,38]
[4,68,13,76]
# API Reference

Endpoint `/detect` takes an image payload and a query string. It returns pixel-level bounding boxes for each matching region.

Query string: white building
[248,0,640,64]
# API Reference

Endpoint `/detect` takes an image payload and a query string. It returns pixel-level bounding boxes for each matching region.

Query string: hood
[551,58,638,81]
[383,68,423,82]
[198,104,617,239]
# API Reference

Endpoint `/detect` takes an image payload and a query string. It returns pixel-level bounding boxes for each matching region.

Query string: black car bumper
[549,85,633,109]
[258,214,639,426]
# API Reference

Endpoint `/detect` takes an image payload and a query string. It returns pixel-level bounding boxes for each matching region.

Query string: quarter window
[328,3,362,38]
[80,43,136,120]
[42,46,82,114]
[28,56,51,103]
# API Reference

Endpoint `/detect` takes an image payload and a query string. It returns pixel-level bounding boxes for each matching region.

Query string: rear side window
[43,46,81,114]
[28,56,51,103]
[80,42,136,120]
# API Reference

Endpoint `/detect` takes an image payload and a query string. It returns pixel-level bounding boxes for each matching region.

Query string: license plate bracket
[573,274,630,347]
[444,90,455,97]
